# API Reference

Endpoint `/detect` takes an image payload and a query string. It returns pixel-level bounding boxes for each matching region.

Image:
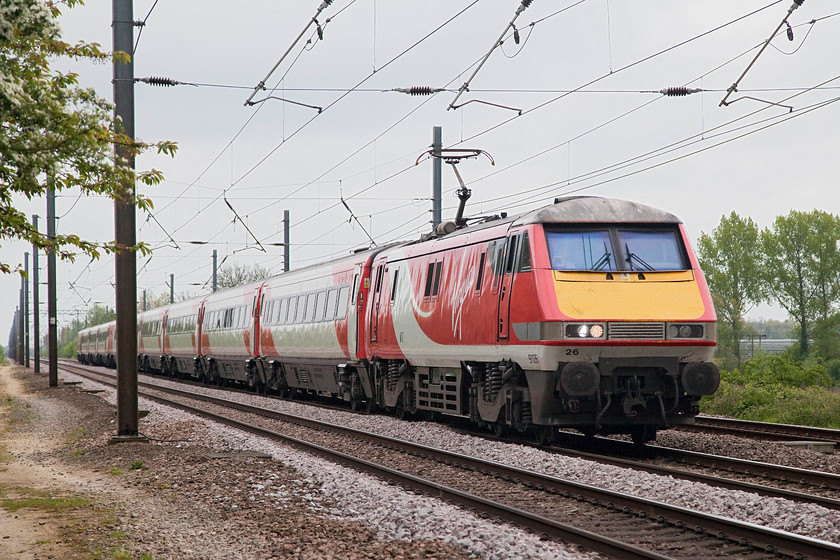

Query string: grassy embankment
[701,354,840,428]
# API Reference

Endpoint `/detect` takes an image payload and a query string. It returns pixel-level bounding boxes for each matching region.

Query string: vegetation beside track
[702,354,840,428]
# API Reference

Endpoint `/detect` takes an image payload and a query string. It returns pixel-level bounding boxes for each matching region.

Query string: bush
[815,358,840,386]
[701,354,840,428]
[724,354,830,388]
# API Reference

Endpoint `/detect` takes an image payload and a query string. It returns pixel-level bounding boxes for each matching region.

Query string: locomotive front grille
[608,322,665,340]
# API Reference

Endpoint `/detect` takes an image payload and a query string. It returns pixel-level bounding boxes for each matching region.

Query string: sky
[4,0,840,346]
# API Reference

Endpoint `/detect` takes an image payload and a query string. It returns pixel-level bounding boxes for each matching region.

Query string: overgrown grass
[702,354,840,428]
[1,495,89,513]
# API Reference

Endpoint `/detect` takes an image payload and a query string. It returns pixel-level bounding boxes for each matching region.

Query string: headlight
[564,323,606,339]
[667,323,704,339]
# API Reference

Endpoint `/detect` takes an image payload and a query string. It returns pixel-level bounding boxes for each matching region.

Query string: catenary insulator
[141,76,178,87]
[521,0,533,8]
[659,87,703,97]
[394,87,444,96]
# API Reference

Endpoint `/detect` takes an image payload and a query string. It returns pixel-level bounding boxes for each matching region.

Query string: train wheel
[532,425,554,445]
[394,396,410,421]
[492,422,507,438]
[630,425,656,445]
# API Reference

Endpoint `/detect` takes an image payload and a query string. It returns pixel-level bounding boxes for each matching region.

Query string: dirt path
[0,365,134,560]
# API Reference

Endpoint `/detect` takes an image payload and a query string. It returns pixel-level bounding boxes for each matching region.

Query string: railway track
[58,361,840,559]
[684,416,840,444]
[543,435,840,511]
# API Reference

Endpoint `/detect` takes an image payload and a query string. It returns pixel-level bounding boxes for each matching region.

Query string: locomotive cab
[510,198,719,442]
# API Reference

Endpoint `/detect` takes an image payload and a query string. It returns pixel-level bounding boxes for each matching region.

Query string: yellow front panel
[553,270,706,320]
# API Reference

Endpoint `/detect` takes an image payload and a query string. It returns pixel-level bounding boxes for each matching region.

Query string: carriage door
[369,263,386,343]
[497,233,520,341]
[347,264,362,358]
[252,286,262,356]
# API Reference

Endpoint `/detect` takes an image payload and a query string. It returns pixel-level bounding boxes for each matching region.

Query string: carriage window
[504,236,518,274]
[274,298,289,325]
[374,265,384,293]
[492,240,505,286]
[286,297,296,325]
[337,286,350,319]
[351,273,359,304]
[325,289,338,321]
[517,233,532,272]
[295,295,306,323]
[390,269,400,303]
[475,252,486,291]
[424,262,435,297]
[314,291,327,322]
[302,294,314,323]
[432,261,442,296]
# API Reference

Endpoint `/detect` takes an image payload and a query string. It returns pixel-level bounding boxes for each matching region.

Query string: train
[77,195,720,444]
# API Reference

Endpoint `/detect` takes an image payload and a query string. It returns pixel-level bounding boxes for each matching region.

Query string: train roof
[514,196,682,226]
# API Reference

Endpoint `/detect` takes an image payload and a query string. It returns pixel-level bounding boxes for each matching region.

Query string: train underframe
[364,355,717,444]
[125,349,718,445]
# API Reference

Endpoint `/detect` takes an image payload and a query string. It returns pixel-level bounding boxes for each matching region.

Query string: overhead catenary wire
[719,0,805,107]
[135,0,808,248]
[80,1,828,310]
[448,0,537,111]
[244,0,336,106]
[153,0,482,254]
[133,0,161,53]
[444,8,840,207]
[449,0,787,149]
[277,0,791,240]
[144,0,362,233]
[442,74,840,217]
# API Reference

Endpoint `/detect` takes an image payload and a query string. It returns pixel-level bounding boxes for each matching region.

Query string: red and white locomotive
[78,196,719,443]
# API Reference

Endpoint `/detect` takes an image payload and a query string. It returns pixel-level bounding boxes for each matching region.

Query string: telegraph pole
[212,250,218,292]
[13,309,21,365]
[283,210,290,272]
[169,273,174,304]
[47,181,57,386]
[24,252,30,368]
[32,215,40,374]
[432,127,442,228]
[18,281,24,365]
[112,0,142,441]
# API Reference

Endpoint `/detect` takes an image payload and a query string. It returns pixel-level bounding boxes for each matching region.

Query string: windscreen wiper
[624,243,654,271]
[590,242,612,271]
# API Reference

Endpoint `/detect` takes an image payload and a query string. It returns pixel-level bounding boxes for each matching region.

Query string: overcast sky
[4,0,840,345]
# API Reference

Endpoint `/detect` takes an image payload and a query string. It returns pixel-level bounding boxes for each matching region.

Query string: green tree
[761,210,840,356]
[137,290,193,312]
[697,212,763,368]
[0,0,176,275]
[216,263,272,289]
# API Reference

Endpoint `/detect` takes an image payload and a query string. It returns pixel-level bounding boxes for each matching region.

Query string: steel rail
[687,416,840,444]
[59,362,840,560]
[541,440,840,511]
[539,432,840,504]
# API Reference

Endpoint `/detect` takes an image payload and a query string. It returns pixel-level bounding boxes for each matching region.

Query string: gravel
[55,368,599,560]
[63,367,840,554]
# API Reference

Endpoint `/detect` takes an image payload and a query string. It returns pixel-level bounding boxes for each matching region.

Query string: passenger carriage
[138,308,166,373]
[199,282,262,388]
[161,298,203,378]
